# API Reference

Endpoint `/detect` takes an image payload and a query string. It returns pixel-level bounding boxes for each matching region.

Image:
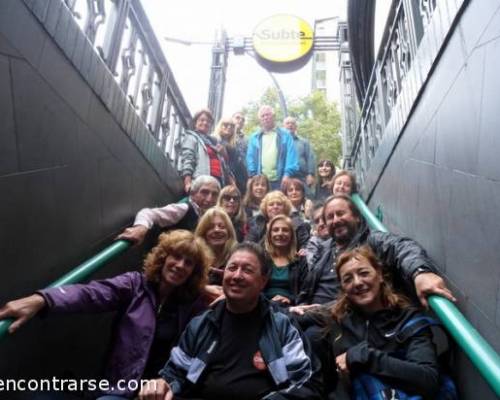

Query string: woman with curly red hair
[0,230,212,399]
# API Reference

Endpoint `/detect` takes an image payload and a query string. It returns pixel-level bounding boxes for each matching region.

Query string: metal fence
[344,0,467,192]
[59,0,191,168]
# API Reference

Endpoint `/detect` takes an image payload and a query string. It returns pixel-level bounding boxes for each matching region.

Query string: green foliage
[241,88,342,165]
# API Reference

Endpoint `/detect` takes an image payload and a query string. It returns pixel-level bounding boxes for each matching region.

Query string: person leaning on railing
[117,175,220,246]
[0,230,213,399]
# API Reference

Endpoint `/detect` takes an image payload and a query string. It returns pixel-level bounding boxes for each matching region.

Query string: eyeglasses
[222,123,235,128]
[221,194,240,202]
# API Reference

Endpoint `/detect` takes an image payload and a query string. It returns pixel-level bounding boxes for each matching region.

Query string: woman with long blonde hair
[195,207,237,286]
[263,215,307,306]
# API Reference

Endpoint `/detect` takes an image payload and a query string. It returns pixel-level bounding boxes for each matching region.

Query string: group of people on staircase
[0,105,458,400]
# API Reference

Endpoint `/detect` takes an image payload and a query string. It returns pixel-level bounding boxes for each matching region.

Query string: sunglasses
[221,194,240,202]
[222,123,235,128]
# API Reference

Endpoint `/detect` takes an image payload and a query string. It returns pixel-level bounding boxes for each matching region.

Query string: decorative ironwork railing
[344,0,467,191]
[60,0,191,167]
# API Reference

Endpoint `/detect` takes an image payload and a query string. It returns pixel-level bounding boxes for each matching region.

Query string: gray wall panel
[367,0,500,397]
[0,0,181,383]
[0,56,18,175]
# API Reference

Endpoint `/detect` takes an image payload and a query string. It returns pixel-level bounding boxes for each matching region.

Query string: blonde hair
[213,117,236,147]
[143,230,212,301]
[330,245,411,322]
[195,207,237,267]
[217,185,246,226]
[259,191,293,220]
[264,215,297,261]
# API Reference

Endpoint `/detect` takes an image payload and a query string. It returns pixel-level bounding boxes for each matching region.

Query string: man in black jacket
[295,194,456,309]
[138,242,322,400]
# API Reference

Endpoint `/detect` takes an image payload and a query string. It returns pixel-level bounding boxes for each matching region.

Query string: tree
[241,88,342,166]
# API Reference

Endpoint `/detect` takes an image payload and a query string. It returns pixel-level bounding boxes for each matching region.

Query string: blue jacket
[160,296,322,399]
[246,127,299,181]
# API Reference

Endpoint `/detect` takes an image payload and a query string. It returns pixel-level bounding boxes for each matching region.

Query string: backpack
[351,316,458,400]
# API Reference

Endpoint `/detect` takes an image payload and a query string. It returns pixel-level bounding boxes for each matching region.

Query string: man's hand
[138,378,172,400]
[306,174,315,187]
[271,295,291,305]
[414,272,456,308]
[0,294,46,334]
[116,225,149,246]
[289,304,320,316]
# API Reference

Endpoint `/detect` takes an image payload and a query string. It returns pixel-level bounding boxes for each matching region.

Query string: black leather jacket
[297,218,440,305]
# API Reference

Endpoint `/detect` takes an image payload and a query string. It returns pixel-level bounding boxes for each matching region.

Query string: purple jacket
[38,271,208,397]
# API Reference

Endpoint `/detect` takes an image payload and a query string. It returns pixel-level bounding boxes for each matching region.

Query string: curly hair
[143,230,212,301]
[330,245,411,322]
[264,215,297,261]
[259,190,293,220]
[191,108,214,131]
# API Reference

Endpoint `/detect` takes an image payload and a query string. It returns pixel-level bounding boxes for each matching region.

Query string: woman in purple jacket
[0,230,213,399]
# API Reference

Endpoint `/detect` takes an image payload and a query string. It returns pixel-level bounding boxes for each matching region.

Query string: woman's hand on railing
[116,225,148,246]
[414,272,457,308]
[0,294,46,334]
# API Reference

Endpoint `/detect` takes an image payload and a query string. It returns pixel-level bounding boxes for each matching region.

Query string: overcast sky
[140,1,390,117]
[140,0,348,115]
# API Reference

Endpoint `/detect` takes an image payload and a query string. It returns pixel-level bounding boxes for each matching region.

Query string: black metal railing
[35,0,192,168]
[343,0,467,190]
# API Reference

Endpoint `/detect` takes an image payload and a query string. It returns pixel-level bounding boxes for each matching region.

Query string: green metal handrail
[0,240,131,340]
[351,193,500,397]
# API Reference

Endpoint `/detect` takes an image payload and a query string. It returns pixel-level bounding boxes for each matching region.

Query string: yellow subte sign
[253,15,314,64]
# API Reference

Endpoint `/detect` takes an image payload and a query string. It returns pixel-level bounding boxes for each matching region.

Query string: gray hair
[258,105,274,118]
[283,116,297,125]
[190,175,221,194]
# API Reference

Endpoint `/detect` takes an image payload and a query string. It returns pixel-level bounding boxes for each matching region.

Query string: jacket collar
[207,295,271,326]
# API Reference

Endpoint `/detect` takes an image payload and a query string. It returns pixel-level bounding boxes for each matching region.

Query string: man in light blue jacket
[246,105,299,190]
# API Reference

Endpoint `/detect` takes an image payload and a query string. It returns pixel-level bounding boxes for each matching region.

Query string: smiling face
[195,113,212,135]
[333,175,353,195]
[339,256,384,313]
[324,198,360,247]
[161,253,196,288]
[318,163,333,178]
[266,200,285,220]
[205,215,229,248]
[252,180,268,201]
[223,250,268,308]
[270,219,292,249]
